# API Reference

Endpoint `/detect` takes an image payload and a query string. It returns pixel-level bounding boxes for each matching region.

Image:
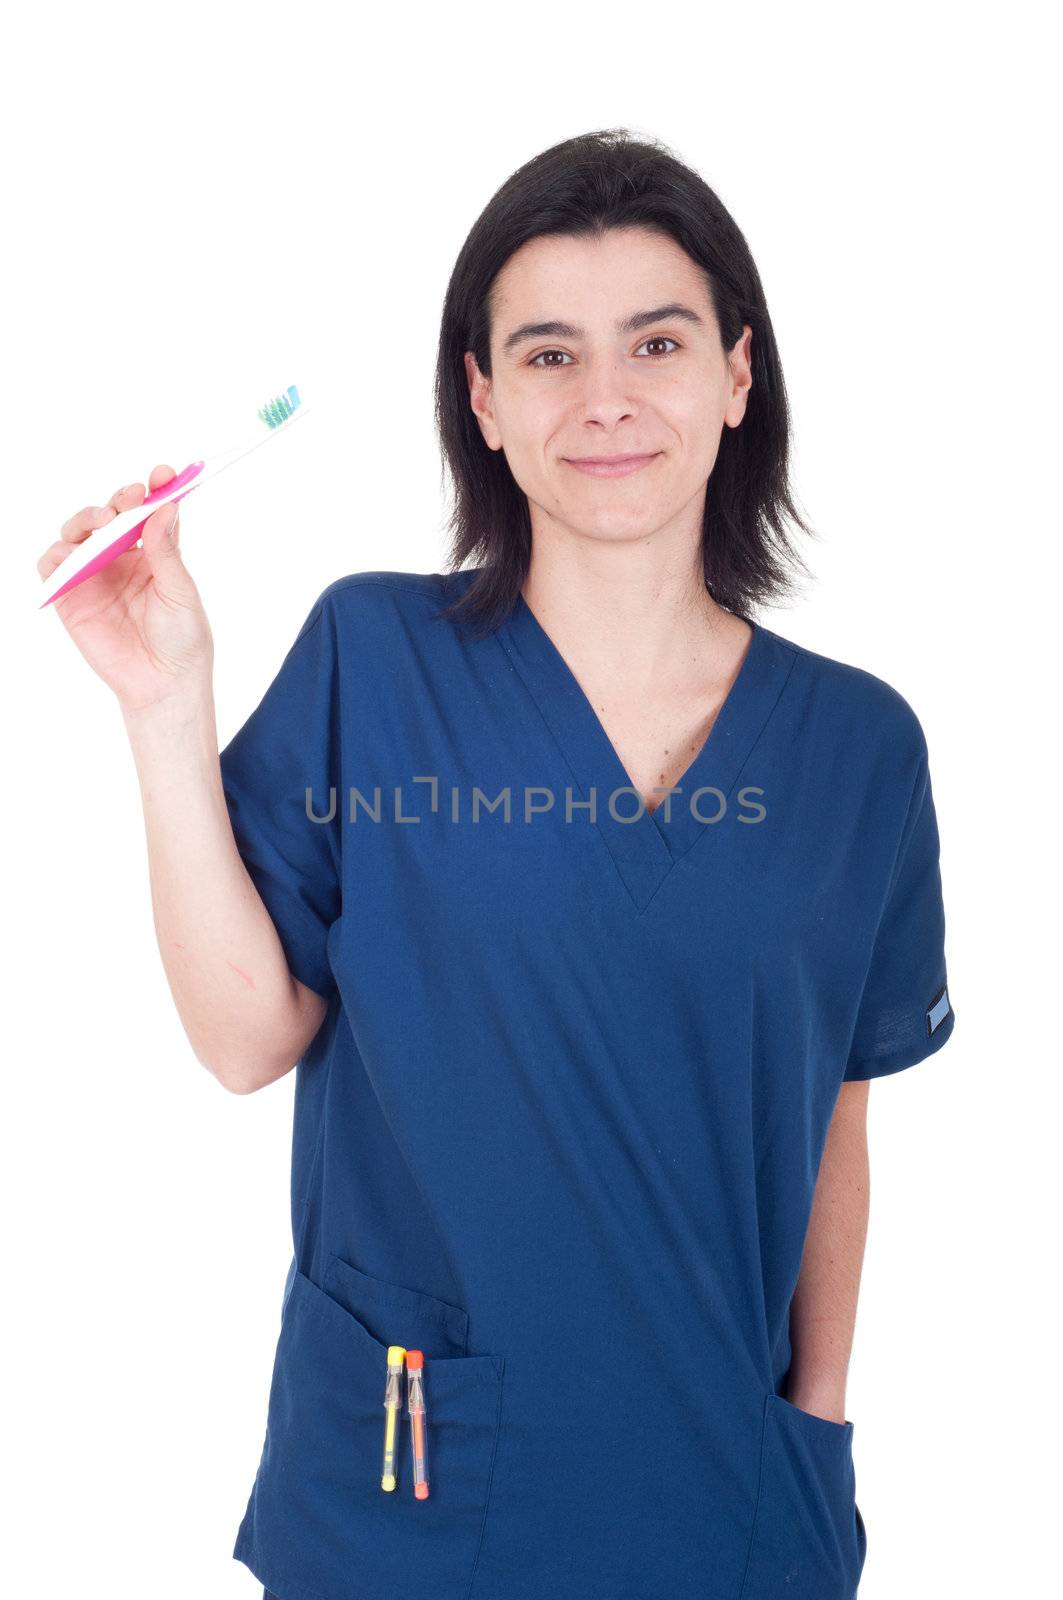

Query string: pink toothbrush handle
[42,460,205,608]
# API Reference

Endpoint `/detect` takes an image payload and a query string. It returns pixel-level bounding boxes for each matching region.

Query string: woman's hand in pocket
[783,1379,848,1426]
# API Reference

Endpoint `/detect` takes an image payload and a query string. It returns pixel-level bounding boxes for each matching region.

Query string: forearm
[786,1079,870,1422]
[121,681,314,1092]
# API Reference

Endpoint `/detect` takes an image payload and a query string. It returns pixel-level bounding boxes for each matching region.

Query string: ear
[464,350,503,450]
[724,324,754,429]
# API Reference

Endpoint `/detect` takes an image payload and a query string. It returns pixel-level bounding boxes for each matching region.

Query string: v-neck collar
[494,585,798,911]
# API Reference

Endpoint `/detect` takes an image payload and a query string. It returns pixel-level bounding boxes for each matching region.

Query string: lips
[564,453,660,479]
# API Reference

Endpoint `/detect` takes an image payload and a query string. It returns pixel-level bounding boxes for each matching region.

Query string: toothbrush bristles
[258,385,302,429]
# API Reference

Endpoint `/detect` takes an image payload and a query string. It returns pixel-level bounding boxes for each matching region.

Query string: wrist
[121,679,220,781]
[784,1372,849,1425]
[120,676,215,733]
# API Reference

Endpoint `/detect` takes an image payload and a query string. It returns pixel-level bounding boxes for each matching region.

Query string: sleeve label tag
[927,984,951,1036]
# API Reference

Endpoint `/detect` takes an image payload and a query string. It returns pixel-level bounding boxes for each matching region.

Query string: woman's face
[465,225,752,550]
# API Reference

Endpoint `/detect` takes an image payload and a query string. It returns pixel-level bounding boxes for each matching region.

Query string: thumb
[140,499,194,592]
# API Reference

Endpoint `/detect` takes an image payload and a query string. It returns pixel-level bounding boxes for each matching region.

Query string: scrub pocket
[234,1252,505,1600]
[739,1392,868,1600]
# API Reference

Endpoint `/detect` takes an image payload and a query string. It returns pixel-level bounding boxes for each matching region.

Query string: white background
[3,2,1058,1595]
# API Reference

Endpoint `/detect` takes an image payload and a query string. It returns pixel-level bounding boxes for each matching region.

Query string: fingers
[37,542,59,580]
[47,491,136,581]
[109,480,144,511]
[43,464,179,580]
[58,485,138,546]
[59,501,121,545]
[38,538,88,580]
[57,465,177,545]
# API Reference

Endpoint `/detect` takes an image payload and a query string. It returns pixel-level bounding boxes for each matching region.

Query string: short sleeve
[843,743,956,1080]
[218,594,341,1001]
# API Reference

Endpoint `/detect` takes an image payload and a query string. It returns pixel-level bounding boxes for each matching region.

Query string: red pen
[405,1350,430,1499]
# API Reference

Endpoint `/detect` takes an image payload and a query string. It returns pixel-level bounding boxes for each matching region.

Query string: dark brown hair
[433,127,816,637]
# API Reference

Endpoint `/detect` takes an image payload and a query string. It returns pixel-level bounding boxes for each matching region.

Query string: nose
[573,388,640,428]
[573,357,641,429]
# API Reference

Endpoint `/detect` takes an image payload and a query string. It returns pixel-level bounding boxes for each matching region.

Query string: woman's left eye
[636,336,679,358]
[529,336,679,370]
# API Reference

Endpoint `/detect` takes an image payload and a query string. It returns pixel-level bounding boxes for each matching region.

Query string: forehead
[490,227,712,321]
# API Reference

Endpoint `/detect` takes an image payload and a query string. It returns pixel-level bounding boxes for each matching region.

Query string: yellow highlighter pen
[405,1349,430,1500]
[381,1345,406,1491]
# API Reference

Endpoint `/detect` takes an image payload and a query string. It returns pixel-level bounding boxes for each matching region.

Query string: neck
[518,528,745,696]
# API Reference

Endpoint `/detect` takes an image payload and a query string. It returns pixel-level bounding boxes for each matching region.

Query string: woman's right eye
[528,350,574,370]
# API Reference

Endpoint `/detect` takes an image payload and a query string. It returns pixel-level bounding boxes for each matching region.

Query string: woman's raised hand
[38,465,214,713]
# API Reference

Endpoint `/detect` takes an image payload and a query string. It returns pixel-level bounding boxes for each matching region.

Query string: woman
[40,129,954,1600]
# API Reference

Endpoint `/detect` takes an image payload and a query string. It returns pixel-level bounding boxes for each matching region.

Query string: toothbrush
[38,384,311,610]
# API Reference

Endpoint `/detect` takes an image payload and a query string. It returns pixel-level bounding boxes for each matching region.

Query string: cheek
[503,390,567,458]
[669,377,725,428]
[671,392,728,461]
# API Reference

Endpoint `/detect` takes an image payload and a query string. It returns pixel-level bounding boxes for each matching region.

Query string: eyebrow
[500,302,706,356]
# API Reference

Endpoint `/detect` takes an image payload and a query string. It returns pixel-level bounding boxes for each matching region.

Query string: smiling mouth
[564,453,661,478]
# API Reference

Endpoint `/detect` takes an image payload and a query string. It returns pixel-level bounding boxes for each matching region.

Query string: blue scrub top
[219,568,955,1600]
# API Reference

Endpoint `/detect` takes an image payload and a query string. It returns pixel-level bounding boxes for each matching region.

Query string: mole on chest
[591,700,723,814]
